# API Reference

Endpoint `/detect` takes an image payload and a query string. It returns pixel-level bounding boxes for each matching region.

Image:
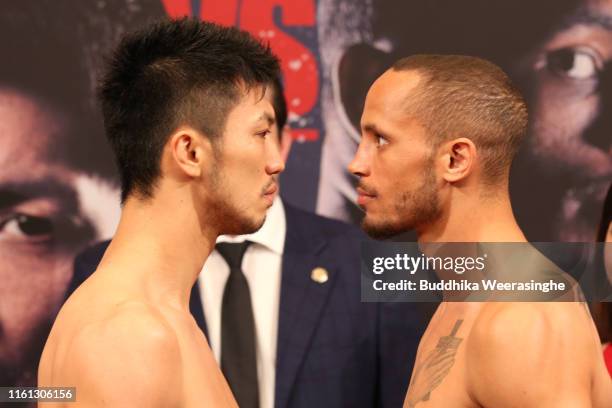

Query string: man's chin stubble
[223,213,266,236]
[361,217,410,240]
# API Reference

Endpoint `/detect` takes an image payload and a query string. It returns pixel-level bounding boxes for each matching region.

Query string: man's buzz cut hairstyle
[98,18,280,202]
[392,54,528,184]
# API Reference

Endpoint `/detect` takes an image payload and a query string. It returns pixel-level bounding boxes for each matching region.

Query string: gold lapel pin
[310,267,329,284]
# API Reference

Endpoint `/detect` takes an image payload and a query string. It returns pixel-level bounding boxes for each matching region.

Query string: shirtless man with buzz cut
[349,54,612,407]
[38,18,284,407]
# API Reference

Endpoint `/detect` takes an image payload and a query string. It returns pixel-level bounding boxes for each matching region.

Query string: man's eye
[256,130,271,138]
[544,47,601,80]
[0,214,54,242]
[376,135,389,147]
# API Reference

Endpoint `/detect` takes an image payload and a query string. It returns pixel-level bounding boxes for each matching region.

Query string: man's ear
[169,127,213,178]
[280,125,293,164]
[438,137,477,183]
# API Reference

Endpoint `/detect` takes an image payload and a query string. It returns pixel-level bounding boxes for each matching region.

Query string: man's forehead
[362,69,423,124]
[231,88,275,123]
[252,94,275,123]
[368,69,423,108]
[254,110,275,126]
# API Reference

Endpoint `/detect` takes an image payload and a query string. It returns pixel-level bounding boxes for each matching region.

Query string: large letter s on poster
[162,0,320,142]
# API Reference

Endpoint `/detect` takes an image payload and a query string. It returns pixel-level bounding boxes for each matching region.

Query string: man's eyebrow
[0,179,78,209]
[255,112,275,127]
[560,8,612,31]
[363,124,384,135]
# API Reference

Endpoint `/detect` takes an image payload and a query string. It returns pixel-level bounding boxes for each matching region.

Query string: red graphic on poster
[161,0,319,142]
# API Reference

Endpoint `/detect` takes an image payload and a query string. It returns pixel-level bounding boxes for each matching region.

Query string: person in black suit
[69,71,427,408]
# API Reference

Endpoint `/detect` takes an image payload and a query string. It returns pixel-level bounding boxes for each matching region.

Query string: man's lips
[262,182,277,206]
[263,183,277,196]
[356,186,376,206]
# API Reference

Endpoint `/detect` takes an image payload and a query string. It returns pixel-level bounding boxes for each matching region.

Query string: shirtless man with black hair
[39,18,283,407]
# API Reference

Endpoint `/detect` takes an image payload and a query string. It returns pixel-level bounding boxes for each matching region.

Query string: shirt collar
[216,195,286,254]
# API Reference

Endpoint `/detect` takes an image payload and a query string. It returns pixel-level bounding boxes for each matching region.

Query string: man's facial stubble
[362,155,441,239]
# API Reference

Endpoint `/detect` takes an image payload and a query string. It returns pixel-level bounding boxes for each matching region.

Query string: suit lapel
[275,205,337,408]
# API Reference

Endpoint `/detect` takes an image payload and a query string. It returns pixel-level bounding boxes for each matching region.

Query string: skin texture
[38,87,284,407]
[350,68,612,407]
[519,0,612,241]
[0,88,118,388]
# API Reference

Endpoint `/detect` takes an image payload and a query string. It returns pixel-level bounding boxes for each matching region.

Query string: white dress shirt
[199,196,286,408]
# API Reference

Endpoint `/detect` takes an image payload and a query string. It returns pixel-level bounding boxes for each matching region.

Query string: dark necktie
[216,241,259,408]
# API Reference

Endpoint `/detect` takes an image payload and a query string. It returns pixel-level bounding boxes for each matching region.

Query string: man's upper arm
[466,303,593,408]
[68,305,183,407]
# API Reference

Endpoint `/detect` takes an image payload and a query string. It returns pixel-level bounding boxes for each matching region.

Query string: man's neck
[99,193,217,311]
[418,190,526,244]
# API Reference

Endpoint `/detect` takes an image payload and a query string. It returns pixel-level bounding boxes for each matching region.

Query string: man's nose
[265,141,285,175]
[348,143,371,177]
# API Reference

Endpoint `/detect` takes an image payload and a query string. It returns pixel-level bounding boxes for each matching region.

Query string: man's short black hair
[98,18,280,202]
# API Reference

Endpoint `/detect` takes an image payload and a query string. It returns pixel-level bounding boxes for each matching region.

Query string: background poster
[1,0,610,393]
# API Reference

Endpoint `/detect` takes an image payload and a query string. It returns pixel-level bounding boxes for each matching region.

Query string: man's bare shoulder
[65,301,183,407]
[466,302,596,407]
[77,300,181,352]
[468,302,595,362]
